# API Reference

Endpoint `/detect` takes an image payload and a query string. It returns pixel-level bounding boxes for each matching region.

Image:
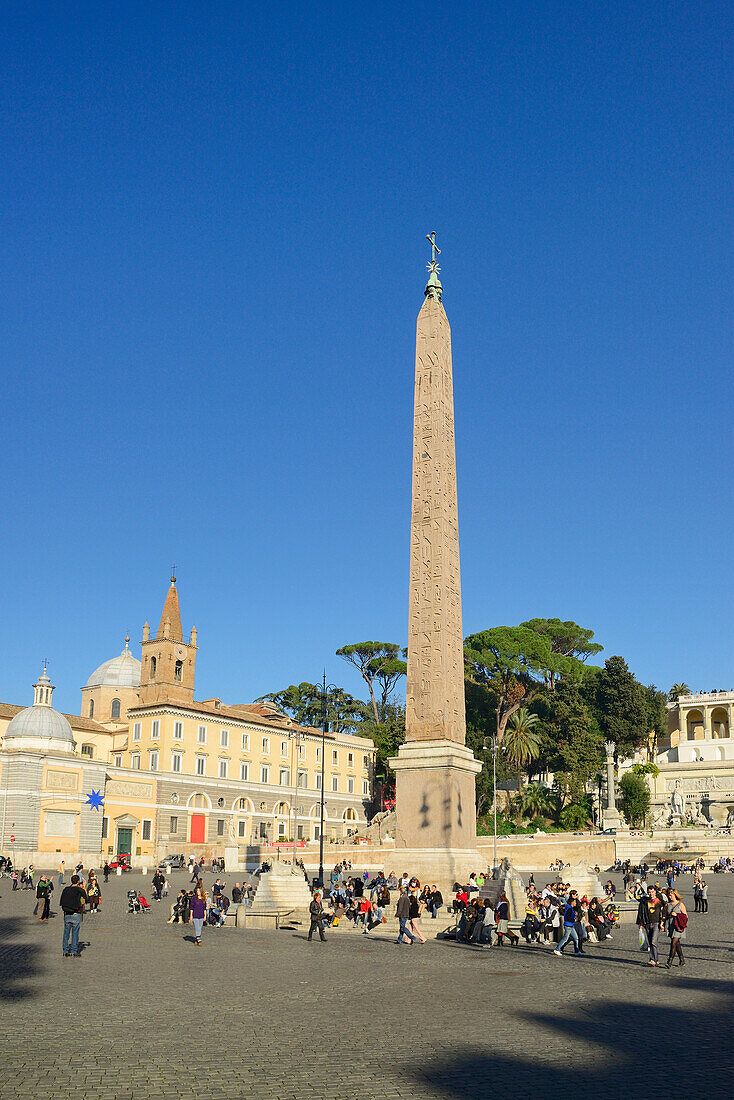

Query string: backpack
[673,911,688,932]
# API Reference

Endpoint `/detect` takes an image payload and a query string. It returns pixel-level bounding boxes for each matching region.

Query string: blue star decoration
[85,789,104,811]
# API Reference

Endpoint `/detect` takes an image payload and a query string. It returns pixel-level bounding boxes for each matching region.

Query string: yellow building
[0,577,376,865]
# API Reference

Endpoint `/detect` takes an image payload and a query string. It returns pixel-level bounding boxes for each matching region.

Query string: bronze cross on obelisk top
[426,231,441,264]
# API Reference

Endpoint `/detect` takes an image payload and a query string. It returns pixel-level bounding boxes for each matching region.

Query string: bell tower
[138,573,197,705]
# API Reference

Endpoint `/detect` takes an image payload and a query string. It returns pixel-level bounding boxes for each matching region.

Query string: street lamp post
[483,734,498,872]
[317,674,339,888]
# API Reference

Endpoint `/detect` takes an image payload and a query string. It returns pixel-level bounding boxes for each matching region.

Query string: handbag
[673,911,688,932]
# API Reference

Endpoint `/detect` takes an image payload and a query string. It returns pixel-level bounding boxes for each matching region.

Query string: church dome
[86,638,141,689]
[5,669,75,750]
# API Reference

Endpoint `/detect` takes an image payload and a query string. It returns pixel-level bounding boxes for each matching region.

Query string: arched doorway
[343,807,358,837]
[711,707,730,739]
[686,710,704,741]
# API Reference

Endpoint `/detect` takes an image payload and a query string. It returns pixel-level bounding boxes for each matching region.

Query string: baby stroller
[128,890,151,914]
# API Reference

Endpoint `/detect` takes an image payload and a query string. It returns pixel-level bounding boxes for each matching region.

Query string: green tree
[533,679,605,807]
[504,707,541,792]
[619,771,650,826]
[521,618,603,690]
[668,683,691,702]
[256,682,367,734]
[464,627,550,743]
[641,684,668,758]
[336,642,404,723]
[558,797,593,830]
[360,701,405,790]
[586,656,649,759]
[513,782,556,820]
[371,651,407,720]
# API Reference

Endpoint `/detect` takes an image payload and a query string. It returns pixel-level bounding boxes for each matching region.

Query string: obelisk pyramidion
[390,235,481,885]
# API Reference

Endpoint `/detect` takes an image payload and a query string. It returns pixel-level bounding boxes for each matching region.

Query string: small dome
[5,705,74,745]
[86,638,141,689]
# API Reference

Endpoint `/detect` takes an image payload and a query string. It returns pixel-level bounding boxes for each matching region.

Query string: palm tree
[514,782,556,820]
[504,708,541,793]
[668,683,691,703]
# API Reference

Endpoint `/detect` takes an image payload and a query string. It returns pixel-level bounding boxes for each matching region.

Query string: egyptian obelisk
[390,235,481,885]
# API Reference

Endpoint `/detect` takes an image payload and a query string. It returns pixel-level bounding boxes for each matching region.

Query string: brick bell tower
[138,573,197,705]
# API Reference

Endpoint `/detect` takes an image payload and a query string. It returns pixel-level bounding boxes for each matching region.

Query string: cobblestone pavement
[0,869,731,1099]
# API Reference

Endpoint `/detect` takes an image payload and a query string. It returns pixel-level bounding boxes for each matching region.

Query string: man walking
[308,892,326,941]
[554,890,584,956]
[58,861,65,886]
[59,874,87,957]
[396,888,415,945]
[636,883,664,966]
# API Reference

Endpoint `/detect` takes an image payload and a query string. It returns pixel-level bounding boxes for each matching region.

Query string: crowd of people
[2,845,720,965]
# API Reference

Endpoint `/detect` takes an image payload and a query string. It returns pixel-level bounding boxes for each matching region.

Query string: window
[261,737,270,754]
[277,820,286,840]
[315,773,322,790]
[151,720,159,740]
[174,659,183,682]
[198,725,207,744]
[316,747,322,762]
[113,754,122,768]
[281,740,288,757]
[171,753,182,773]
[239,797,248,810]
[331,775,338,792]
[238,820,246,838]
[260,765,269,784]
[173,721,183,740]
[313,824,320,840]
[219,759,228,779]
[142,819,152,841]
[149,751,158,771]
[240,762,249,781]
[332,750,339,765]
[279,768,290,786]
[297,770,307,788]
[133,722,141,741]
[131,753,140,770]
[363,779,369,796]
[89,699,94,718]
[347,752,353,766]
[347,778,354,794]
[217,819,225,836]
[217,797,224,808]
[111,699,121,720]
[170,816,178,833]
[220,729,229,747]
[149,655,156,680]
[298,743,305,759]
[81,744,93,758]
[101,817,108,839]
[363,755,369,769]
[241,732,249,750]
[196,756,206,776]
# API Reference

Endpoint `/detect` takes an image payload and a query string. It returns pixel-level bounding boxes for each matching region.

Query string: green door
[117,827,133,857]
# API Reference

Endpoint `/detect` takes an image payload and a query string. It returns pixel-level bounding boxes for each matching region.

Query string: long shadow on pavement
[0,917,43,1000]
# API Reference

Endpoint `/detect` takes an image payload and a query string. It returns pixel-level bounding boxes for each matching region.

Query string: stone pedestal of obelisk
[389,237,482,890]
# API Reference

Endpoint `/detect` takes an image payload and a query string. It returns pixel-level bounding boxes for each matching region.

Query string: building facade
[0,578,376,865]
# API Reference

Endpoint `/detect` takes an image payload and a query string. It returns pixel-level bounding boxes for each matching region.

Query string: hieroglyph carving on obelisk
[405,233,467,745]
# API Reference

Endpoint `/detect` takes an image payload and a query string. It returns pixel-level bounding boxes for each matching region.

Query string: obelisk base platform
[390,740,483,891]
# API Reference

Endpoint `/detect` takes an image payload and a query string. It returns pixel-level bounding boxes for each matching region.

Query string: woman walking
[408,890,426,943]
[664,889,687,967]
[190,882,207,946]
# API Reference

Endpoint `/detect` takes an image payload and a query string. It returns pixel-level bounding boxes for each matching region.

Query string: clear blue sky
[2,3,732,715]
